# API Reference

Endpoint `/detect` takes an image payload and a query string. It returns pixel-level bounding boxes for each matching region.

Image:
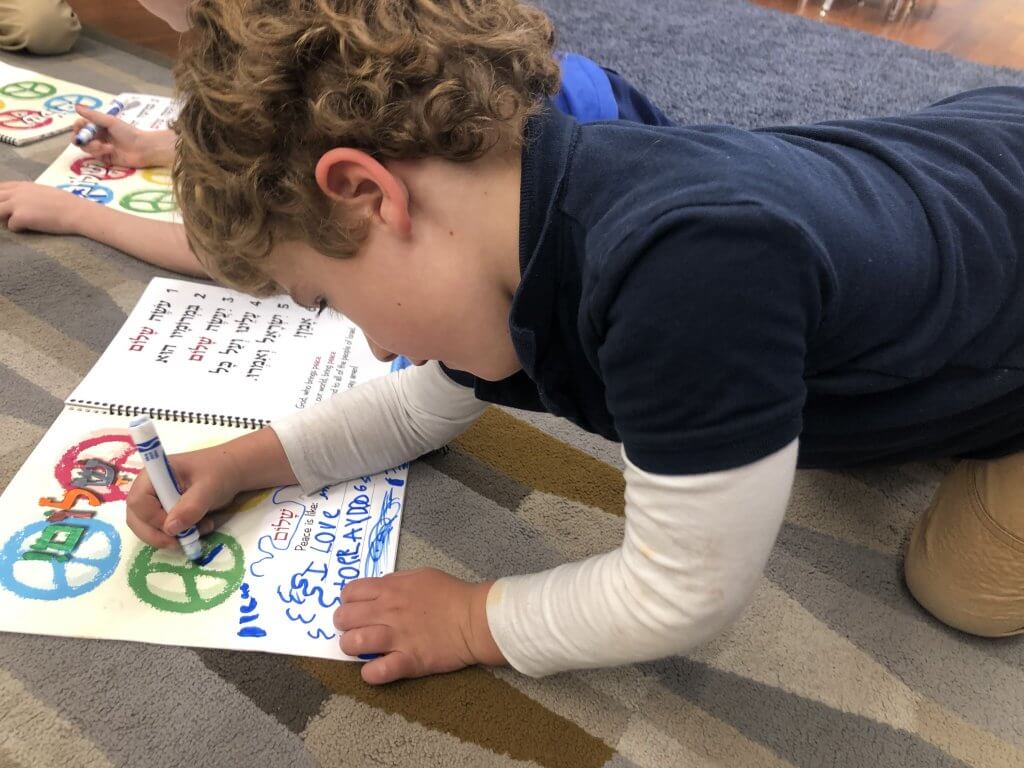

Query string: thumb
[164,487,211,535]
[74,104,120,128]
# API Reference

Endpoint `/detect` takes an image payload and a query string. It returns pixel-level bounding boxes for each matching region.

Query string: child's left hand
[0,181,88,235]
[335,568,506,684]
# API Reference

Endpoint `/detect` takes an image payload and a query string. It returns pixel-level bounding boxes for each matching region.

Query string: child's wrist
[143,130,176,167]
[468,580,506,667]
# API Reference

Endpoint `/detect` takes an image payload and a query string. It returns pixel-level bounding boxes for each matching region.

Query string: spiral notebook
[0,276,408,659]
[0,61,113,146]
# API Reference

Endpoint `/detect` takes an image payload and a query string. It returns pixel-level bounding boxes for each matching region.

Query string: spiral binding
[66,398,268,429]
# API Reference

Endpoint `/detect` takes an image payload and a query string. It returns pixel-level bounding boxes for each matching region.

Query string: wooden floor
[752,0,1024,69]
[69,0,1024,70]
[68,0,182,59]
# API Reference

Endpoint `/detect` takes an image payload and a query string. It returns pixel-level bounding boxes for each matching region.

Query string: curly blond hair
[172,0,561,294]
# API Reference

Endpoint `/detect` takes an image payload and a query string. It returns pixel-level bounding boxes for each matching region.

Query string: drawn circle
[0,519,121,600]
[58,183,114,205]
[0,80,57,100]
[119,189,177,214]
[43,94,103,113]
[0,109,53,130]
[128,532,245,613]
[69,156,136,181]
[53,432,143,502]
[140,168,172,186]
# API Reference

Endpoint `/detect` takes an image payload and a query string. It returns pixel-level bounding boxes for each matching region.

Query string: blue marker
[73,99,125,147]
[128,415,202,561]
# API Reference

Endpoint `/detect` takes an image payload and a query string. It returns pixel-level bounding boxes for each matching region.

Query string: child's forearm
[220,426,299,491]
[486,440,799,677]
[271,360,486,490]
[73,204,208,278]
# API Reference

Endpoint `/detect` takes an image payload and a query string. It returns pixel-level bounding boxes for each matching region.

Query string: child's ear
[315,149,411,236]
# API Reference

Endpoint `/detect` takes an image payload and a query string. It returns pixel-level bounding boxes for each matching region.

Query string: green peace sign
[118,189,178,214]
[0,80,57,100]
[128,532,244,613]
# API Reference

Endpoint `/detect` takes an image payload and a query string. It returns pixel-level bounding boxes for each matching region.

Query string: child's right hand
[125,447,244,549]
[72,105,175,168]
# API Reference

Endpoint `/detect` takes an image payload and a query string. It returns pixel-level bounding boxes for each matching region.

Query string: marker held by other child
[128,415,203,561]
[73,99,125,147]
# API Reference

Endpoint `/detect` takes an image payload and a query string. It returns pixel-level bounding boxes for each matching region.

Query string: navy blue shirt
[445,87,1024,474]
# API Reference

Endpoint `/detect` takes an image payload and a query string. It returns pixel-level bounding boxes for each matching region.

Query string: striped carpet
[2,2,1023,766]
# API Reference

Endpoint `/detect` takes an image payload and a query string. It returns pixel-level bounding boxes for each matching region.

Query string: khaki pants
[905,453,1024,636]
[0,0,80,55]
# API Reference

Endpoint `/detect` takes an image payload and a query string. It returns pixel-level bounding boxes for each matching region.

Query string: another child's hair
[173,0,561,294]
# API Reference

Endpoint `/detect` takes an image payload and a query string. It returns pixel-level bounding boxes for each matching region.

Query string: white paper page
[0,408,406,659]
[68,277,392,424]
[34,92,180,222]
[0,61,113,146]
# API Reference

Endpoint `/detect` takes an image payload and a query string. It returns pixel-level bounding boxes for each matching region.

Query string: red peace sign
[0,109,53,130]
[53,432,144,503]
[70,156,137,182]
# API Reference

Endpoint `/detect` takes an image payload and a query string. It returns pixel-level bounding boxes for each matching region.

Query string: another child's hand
[334,568,506,684]
[72,105,175,168]
[125,447,244,548]
[0,181,89,235]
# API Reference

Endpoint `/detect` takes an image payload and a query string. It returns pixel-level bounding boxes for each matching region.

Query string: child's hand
[125,447,244,548]
[334,568,506,684]
[0,181,89,235]
[72,105,175,168]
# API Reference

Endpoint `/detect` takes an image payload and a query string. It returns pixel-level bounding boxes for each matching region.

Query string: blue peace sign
[0,519,121,600]
[44,94,103,113]
[58,182,114,205]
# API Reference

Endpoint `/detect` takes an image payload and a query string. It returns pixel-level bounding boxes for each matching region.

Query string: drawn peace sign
[0,80,56,100]
[58,183,114,205]
[44,93,103,113]
[0,519,121,601]
[119,189,177,215]
[69,156,136,181]
[140,168,172,186]
[0,109,53,130]
[128,532,244,613]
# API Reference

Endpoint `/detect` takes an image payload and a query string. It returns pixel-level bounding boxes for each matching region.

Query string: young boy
[125,0,1024,684]
[0,0,668,278]
[0,0,79,55]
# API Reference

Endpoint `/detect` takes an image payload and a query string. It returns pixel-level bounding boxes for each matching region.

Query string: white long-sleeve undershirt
[271,360,797,676]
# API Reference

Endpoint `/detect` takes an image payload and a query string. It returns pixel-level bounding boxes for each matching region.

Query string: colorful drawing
[0,80,57,100]
[53,432,143,502]
[58,183,114,205]
[43,93,103,113]
[128,532,245,613]
[70,156,136,181]
[0,519,121,600]
[0,109,52,131]
[119,189,177,215]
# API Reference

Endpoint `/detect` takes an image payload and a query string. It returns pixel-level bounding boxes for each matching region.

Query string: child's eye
[310,297,327,316]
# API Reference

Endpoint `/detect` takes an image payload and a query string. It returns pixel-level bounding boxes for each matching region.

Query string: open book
[35,92,180,222]
[0,61,113,146]
[0,277,408,660]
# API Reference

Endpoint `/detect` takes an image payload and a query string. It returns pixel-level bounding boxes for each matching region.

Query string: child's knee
[904,455,1024,637]
[0,0,80,55]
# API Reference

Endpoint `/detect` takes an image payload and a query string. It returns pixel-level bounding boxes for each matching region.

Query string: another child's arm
[0,182,208,277]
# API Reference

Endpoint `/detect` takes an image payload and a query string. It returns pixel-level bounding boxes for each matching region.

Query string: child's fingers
[340,624,393,658]
[361,651,415,685]
[126,475,179,548]
[333,599,383,632]
[163,486,213,536]
[339,577,383,603]
[74,104,119,127]
[79,139,111,157]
